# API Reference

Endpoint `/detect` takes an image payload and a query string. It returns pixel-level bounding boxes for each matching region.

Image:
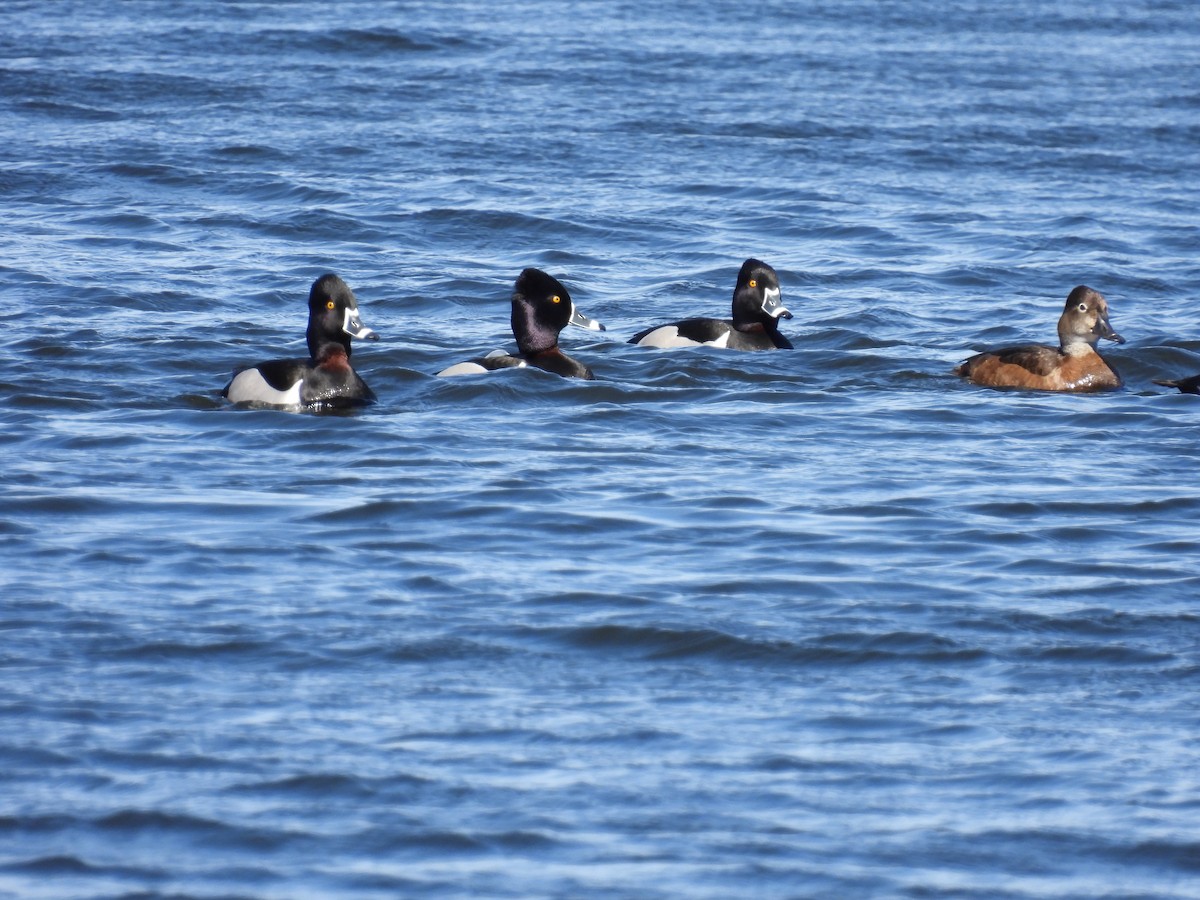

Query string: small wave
[382,637,517,665]
[955,828,1200,877]
[247,180,352,206]
[533,623,986,666]
[227,772,429,800]
[0,745,75,767]
[520,590,656,610]
[5,494,122,516]
[1119,839,1200,873]
[326,27,483,54]
[1,855,98,874]
[755,754,861,773]
[398,830,485,852]
[72,233,189,254]
[99,161,204,186]
[969,496,1200,519]
[91,749,226,772]
[71,210,171,233]
[1020,644,1176,665]
[307,498,428,524]
[998,608,1200,638]
[18,99,121,121]
[0,854,166,883]
[96,809,300,851]
[106,638,282,662]
[211,143,290,161]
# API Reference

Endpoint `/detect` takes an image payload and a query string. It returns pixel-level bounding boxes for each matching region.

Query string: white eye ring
[1078,303,1088,312]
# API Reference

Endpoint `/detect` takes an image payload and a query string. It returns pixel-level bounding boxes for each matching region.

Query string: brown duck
[954,286,1124,392]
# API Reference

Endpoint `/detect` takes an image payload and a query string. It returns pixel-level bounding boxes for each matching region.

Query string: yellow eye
[551,295,561,304]
[326,301,335,310]
[749,279,757,288]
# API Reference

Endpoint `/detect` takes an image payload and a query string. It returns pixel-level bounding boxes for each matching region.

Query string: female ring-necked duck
[222,273,379,408]
[437,268,605,379]
[1153,374,1200,394]
[954,286,1125,392]
[629,258,794,350]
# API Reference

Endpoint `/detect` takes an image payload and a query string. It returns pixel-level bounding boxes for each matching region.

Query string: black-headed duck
[629,258,794,350]
[222,273,379,409]
[437,268,605,380]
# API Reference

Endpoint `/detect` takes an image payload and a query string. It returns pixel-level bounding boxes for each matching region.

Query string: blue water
[3,1,1199,897]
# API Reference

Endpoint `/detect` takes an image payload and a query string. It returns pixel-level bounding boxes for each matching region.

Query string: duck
[1153,374,1200,394]
[437,268,605,379]
[222,273,379,408]
[629,258,794,350]
[954,286,1124,392]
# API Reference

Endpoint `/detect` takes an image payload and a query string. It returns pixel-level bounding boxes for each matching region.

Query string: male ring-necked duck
[1153,374,1200,394]
[629,258,794,350]
[222,273,379,408]
[954,286,1124,392]
[437,268,605,379]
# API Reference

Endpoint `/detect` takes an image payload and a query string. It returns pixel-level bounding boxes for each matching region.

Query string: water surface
[2,1,1199,897]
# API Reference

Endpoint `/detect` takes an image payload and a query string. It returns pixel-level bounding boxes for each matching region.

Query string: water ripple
[3,0,1199,897]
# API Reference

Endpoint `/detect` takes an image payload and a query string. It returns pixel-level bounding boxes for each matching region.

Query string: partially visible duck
[629,258,794,350]
[1153,374,1200,394]
[222,273,379,408]
[437,268,604,379]
[954,286,1124,392]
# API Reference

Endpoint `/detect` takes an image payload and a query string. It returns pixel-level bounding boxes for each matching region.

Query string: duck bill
[1098,316,1125,344]
[761,287,793,321]
[568,304,606,332]
[343,307,380,341]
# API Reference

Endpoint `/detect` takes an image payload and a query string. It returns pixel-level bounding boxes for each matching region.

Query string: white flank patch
[226,369,303,405]
[436,361,491,377]
[635,326,701,349]
[636,327,731,349]
[437,350,528,376]
[707,331,732,348]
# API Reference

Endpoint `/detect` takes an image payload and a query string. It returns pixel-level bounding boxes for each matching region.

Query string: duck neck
[1059,338,1097,357]
[736,316,781,335]
[310,330,351,362]
[512,297,559,356]
[521,341,559,359]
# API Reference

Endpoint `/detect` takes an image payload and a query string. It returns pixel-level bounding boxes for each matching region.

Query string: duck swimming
[1152,374,1200,394]
[629,258,794,350]
[222,273,379,408]
[437,268,605,379]
[954,286,1124,392]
